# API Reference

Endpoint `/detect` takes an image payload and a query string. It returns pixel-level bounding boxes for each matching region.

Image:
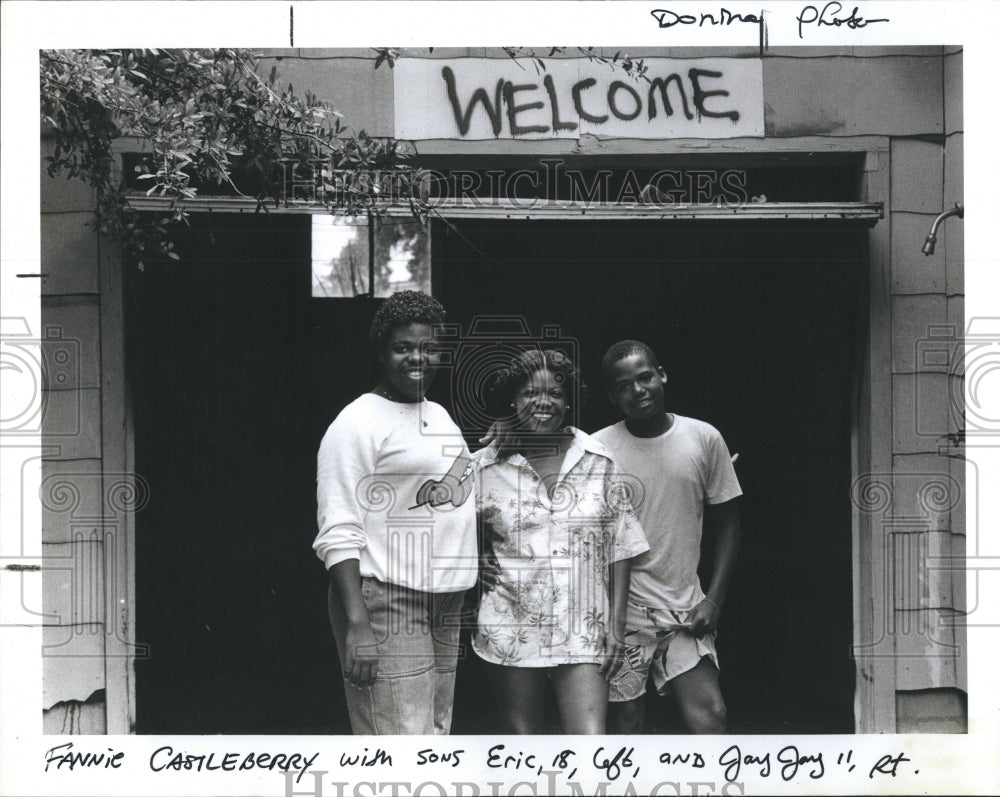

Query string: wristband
[702,597,720,613]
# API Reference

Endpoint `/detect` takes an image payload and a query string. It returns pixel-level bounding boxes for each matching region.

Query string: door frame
[111,138,893,733]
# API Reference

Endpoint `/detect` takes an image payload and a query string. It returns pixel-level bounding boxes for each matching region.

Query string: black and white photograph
[2,1,999,795]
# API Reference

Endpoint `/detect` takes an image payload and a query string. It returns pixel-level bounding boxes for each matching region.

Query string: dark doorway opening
[130,212,862,734]
[435,218,863,734]
[129,213,372,734]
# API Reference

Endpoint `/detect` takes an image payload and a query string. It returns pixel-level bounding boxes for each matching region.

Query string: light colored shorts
[608,599,720,703]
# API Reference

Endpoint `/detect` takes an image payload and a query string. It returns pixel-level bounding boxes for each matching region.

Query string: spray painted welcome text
[394,58,764,140]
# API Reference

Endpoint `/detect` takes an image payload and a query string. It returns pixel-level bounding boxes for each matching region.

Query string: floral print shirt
[472,428,649,667]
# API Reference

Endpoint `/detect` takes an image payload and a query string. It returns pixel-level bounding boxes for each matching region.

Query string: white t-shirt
[314,393,478,593]
[593,415,742,612]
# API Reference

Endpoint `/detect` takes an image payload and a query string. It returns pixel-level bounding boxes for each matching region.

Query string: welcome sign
[394,57,764,140]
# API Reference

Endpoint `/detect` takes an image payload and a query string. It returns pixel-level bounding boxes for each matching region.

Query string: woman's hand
[343,619,379,687]
[479,549,502,594]
[688,598,720,638]
[478,514,503,595]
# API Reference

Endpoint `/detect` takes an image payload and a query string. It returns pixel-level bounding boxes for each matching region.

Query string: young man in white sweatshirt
[313,292,478,735]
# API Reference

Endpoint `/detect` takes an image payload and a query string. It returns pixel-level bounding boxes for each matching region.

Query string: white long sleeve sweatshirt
[314,393,478,593]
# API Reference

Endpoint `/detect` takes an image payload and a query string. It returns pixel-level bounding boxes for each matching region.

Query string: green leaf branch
[40,48,427,265]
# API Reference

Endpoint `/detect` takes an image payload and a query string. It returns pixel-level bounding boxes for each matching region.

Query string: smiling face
[606,351,668,421]
[377,322,437,402]
[513,367,569,435]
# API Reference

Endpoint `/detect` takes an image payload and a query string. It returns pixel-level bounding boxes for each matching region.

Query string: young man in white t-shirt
[593,340,742,734]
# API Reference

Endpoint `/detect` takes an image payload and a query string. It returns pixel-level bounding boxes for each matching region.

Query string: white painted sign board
[394,57,765,140]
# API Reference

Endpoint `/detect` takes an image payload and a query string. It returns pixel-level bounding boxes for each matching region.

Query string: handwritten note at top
[649,3,890,40]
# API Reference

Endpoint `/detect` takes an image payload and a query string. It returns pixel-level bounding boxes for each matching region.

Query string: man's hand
[343,620,379,687]
[478,420,501,446]
[694,498,740,638]
[327,560,379,687]
[687,598,719,638]
[478,419,518,454]
[599,622,627,681]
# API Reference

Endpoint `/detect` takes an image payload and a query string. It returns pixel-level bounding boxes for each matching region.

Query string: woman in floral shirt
[473,349,649,734]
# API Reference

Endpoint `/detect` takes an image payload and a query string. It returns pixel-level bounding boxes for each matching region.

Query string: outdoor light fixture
[922,202,964,255]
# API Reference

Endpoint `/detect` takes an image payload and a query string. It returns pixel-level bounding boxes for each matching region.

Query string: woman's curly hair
[486,348,589,421]
[369,291,446,350]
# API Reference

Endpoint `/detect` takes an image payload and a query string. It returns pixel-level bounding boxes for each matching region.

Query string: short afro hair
[487,348,589,416]
[601,340,661,385]
[369,291,446,350]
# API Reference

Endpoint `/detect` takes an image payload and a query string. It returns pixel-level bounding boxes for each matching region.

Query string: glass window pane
[311,215,430,298]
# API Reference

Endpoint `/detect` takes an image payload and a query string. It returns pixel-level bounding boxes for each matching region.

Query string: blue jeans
[332,577,465,735]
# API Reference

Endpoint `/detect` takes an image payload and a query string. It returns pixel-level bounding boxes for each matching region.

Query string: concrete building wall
[39,135,109,733]
[885,48,965,733]
[39,133,136,734]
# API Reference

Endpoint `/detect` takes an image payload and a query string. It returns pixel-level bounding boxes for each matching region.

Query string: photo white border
[2,2,998,795]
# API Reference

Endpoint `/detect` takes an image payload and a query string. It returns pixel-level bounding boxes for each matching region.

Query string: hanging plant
[40,48,428,265]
